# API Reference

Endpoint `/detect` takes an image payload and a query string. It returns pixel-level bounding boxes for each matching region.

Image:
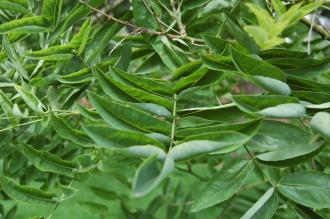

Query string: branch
[301,17,330,41]
[78,0,203,43]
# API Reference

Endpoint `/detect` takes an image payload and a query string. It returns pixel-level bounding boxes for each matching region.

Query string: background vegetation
[0,0,330,218]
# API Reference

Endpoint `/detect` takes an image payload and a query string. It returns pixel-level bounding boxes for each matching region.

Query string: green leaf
[0,175,57,205]
[69,18,92,55]
[176,119,260,137]
[97,68,173,109]
[4,205,17,219]
[2,35,29,79]
[77,104,100,121]
[95,67,136,102]
[89,186,117,201]
[295,205,324,219]
[132,154,175,197]
[271,0,286,15]
[249,120,324,166]
[49,0,103,41]
[87,92,138,131]
[20,144,77,177]
[50,113,94,147]
[202,35,229,55]
[150,36,185,71]
[172,60,203,79]
[191,160,254,212]
[184,0,211,11]
[122,145,167,160]
[84,13,131,64]
[244,25,269,48]
[259,103,305,118]
[225,17,259,54]
[199,0,238,16]
[58,68,91,84]
[58,58,118,85]
[303,102,330,109]
[132,0,158,29]
[170,131,250,161]
[88,92,172,134]
[241,187,278,219]
[0,16,50,34]
[201,54,235,71]
[58,185,78,201]
[311,112,330,139]
[26,45,74,61]
[111,67,174,96]
[14,84,44,113]
[232,95,305,118]
[0,89,17,123]
[278,172,330,209]
[256,141,324,167]
[78,201,109,213]
[42,0,62,27]
[0,1,30,14]
[250,76,291,96]
[82,124,165,149]
[245,3,275,30]
[248,120,312,150]
[174,67,209,92]
[230,47,286,81]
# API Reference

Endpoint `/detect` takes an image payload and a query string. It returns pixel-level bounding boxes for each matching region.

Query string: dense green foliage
[0,0,330,218]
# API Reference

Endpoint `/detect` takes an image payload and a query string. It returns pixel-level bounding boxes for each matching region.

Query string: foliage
[0,0,330,218]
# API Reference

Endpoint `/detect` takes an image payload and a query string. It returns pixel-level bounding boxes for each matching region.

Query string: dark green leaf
[0,175,57,205]
[278,172,330,209]
[132,154,175,197]
[241,187,278,219]
[191,160,254,212]
[21,144,77,177]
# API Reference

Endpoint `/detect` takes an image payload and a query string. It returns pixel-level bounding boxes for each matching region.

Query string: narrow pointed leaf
[230,47,286,81]
[0,176,57,205]
[170,131,250,161]
[132,154,175,197]
[82,124,164,149]
[21,144,77,177]
[278,172,330,209]
[0,16,50,34]
[50,113,94,147]
[241,187,278,219]
[88,92,172,134]
[191,160,254,212]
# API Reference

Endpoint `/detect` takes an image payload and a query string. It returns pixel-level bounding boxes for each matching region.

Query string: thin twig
[307,12,317,55]
[108,29,141,56]
[176,166,206,181]
[171,0,186,36]
[301,17,330,40]
[47,179,76,219]
[0,119,42,132]
[78,0,203,43]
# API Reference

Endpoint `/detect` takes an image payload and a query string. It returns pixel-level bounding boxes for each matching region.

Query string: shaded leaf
[0,176,57,205]
[21,144,77,177]
[278,172,330,209]
[191,160,254,212]
[241,187,278,219]
[132,154,175,197]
